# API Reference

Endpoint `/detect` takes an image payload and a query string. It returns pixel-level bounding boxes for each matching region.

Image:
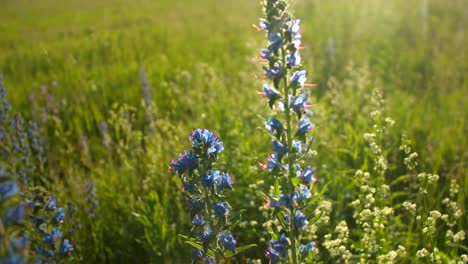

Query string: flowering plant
[254,1,321,263]
[170,129,255,263]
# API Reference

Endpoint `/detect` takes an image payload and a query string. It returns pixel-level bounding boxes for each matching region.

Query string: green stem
[421,189,436,253]
[281,45,298,264]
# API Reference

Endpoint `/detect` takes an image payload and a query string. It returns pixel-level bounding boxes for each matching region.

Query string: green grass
[0,0,466,262]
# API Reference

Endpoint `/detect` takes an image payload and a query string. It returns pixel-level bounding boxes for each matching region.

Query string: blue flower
[292,210,309,231]
[287,19,301,34]
[268,33,283,52]
[290,70,307,87]
[296,165,317,183]
[190,129,213,147]
[262,154,281,171]
[258,83,281,108]
[272,140,288,159]
[199,225,214,243]
[278,233,289,245]
[216,172,233,191]
[292,34,302,48]
[42,227,63,246]
[204,256,216,264]
[36,246,54,258]
[45,197,57,211]
[59,239,74,256]
[4,202,26,225]
[9,234,30,251]
[298,185,311,202]
[191,249,203,261]
[264,117,283,136]
[292,140,307,154]
[208,141,224,157]
[263,61,282,80]
[213,202,230,217]
[268,197,281,209]
[286,51,301,67]
[190,129,224,157]
[266,235,288,262]
[0,181,19,201]
[265,247,281,263]
[296,118,314,137]
[258,19,271,31]
[192,214,205,226]
[218,231,237,252]
[290,95,308,116]
[188,195,205,211]
[280,192,298,208]
[299,241,316,255]
[170,150,199,174]
[0,253,26,264]
[52,208,65,224]
[260,49,273,60]
[202,170,220,190]
[270,240,287,257]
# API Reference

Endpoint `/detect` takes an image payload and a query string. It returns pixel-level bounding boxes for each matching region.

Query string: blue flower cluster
[1,75,30,263]
[170,129,237,263]
[0,76,75,264]
[28,190,75,263]
[255,0,318,262]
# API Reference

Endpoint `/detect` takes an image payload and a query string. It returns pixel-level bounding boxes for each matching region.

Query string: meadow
[0,0,466,263]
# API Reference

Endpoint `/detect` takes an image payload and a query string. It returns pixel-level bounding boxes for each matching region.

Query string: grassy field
[0,0,466,263]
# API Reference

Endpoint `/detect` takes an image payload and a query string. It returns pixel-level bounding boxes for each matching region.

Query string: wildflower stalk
[255,1,319,263]
[170,129,254,263]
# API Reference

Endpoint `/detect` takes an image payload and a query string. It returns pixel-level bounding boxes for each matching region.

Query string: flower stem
[281,46,299,264]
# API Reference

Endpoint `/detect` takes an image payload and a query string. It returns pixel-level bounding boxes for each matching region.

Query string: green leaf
[184,241,215,257]
[224,244,257,258]
[274,178,280,196]
[391,174,412,186]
